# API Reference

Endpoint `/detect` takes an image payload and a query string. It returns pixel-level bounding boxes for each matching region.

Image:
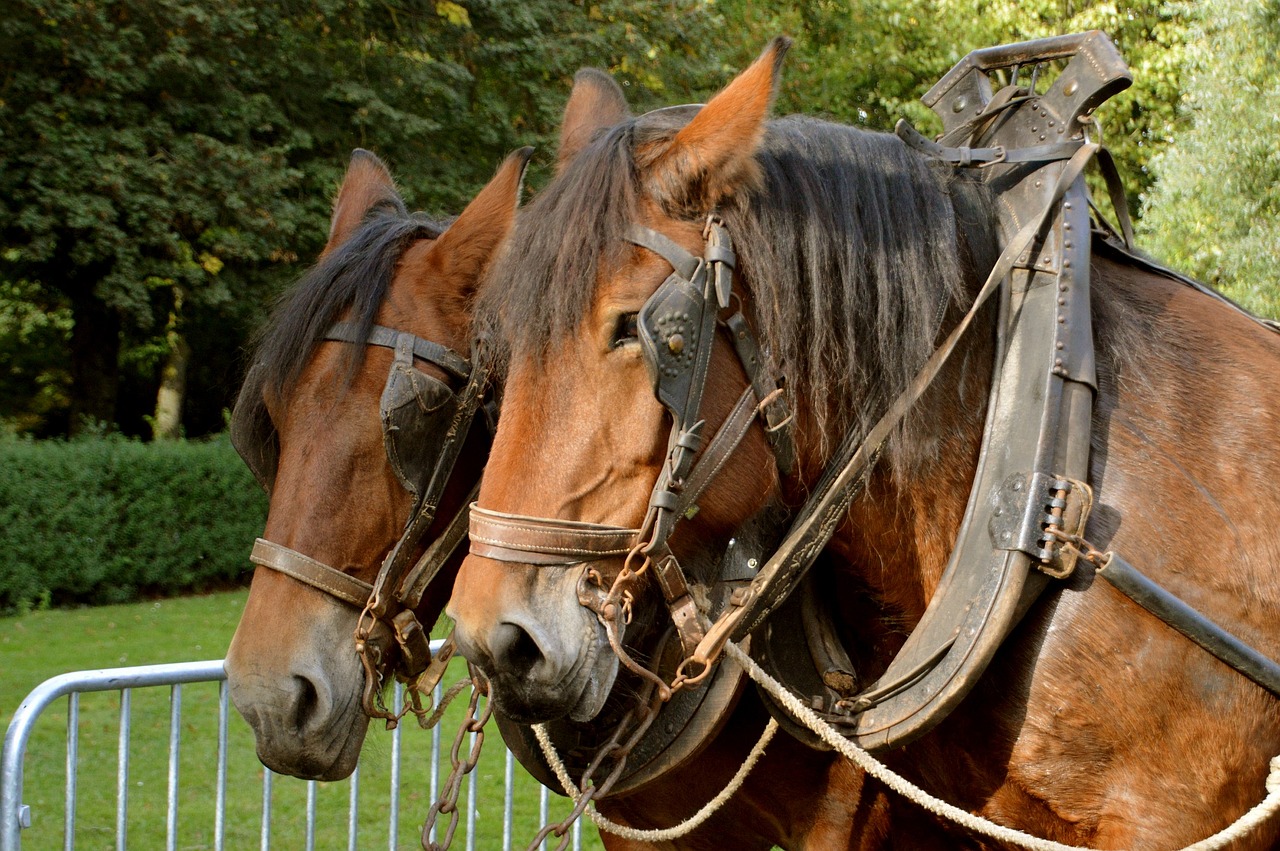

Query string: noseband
[467,216,796,668]
[231,321,488,725]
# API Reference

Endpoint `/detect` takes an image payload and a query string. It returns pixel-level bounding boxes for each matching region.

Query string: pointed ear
[642,36,790,211]
[556,68,631,174]
[327,149,405,253]
[429,146,534,296]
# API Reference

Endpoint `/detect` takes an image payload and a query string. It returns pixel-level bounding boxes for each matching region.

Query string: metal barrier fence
[2,645,587,851]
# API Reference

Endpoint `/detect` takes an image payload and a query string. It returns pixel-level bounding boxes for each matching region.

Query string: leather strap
[250,537,373,609]
[399,479,480,610]
[324,320,471,381]
[469,505,641,566]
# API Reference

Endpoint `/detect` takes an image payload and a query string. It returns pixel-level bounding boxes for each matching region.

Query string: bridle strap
[399,478,480,610]
[250,537,373,608]
[469,505,641,566]
[324,320,471,381]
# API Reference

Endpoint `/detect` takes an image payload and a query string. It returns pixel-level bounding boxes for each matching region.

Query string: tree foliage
[1139,0,1280,317]
[0,1,1274,436]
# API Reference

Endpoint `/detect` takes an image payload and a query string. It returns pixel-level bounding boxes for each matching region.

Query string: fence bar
[260,768,272,851]
[115,689,129,851]
[503,748,514,851]
[305,781,316,851]
[63,693,78,851]
[166,684,181,851]
[465,725,477,851]
[347,763,359,851]
[215,681,228,851]
[390,682,403,851]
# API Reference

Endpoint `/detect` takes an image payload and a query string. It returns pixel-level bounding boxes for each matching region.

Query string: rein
[232,321,487,726]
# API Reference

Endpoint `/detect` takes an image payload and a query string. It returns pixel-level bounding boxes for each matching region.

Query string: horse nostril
[491,621,545,673]
[291,674,321,732]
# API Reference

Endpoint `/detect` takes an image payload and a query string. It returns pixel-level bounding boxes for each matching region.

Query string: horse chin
[254,713,370,782]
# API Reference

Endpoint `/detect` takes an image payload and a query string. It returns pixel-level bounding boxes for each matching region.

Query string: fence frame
[1,648,583,851]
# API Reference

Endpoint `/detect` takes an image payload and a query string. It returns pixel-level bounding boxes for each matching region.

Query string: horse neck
[809,313,995,629]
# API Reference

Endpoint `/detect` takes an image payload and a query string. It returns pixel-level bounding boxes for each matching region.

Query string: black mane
[477,110,999,457]
[247,206,446,402]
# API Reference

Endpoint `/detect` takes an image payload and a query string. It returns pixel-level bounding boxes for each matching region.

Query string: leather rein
[234,321,487,727]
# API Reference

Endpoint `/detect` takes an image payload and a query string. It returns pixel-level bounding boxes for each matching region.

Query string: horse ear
[643,36,791,211]
[556,68,630,174]
[430,146,535,293]
[327,149,405,253]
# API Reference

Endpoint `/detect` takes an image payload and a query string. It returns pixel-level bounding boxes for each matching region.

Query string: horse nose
[455,617,552,680]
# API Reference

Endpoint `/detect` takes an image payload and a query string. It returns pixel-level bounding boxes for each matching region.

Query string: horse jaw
[225,571,370,781]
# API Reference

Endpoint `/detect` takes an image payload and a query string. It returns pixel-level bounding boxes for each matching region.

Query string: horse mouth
[485,619,618,725]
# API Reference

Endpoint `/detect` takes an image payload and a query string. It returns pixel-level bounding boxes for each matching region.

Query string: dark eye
[612,312,639,348]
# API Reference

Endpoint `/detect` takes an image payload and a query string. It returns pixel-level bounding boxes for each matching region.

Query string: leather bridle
[231,320,488,725]
[466,216,796,667]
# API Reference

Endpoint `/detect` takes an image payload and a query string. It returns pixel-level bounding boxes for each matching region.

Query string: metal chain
[525,683,664,850]
[420,667,492,851]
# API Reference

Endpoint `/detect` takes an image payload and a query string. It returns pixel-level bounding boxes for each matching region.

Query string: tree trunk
[152,293,189,440]
[68,287,121,436]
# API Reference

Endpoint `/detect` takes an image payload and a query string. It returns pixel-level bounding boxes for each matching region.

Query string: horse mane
[247,205,447,402]
[477,110,1000,461]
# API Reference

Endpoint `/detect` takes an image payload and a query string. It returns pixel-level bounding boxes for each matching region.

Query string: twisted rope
[532,714,778,842]
[724,641,1280,850]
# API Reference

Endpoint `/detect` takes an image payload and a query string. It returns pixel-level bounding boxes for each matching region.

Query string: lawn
[1,591,602,850]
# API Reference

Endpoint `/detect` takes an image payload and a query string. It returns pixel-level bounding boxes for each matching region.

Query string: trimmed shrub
[0,435,266,612]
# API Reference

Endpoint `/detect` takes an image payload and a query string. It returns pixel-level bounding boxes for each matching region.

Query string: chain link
[526,686,664,850]
[420,667,493,851]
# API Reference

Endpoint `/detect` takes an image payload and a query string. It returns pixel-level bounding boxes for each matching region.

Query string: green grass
[1,591,604,850]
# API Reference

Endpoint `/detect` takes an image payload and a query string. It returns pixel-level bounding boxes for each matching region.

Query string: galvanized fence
[2,645,590,851]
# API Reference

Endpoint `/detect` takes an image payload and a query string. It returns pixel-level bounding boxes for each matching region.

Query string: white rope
[533,714,778,842]
[724,641,1280,851]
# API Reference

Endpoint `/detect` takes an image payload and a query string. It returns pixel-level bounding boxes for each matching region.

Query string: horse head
[224,147,529,780]
[448,40,804,725]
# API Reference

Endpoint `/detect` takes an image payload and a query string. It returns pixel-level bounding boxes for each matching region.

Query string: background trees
[1,0,1275,438]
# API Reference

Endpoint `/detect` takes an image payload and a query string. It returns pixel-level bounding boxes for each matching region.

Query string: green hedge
[0,435,266,612]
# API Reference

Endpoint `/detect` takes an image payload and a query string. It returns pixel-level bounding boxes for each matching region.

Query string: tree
[1139,0,1280,317]
[0,0,726,437]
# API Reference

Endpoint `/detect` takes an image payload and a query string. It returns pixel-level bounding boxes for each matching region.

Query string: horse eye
[612,312,639,347]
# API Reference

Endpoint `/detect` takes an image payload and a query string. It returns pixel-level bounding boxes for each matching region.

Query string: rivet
[1056,342,1065,350]
[1040,109,1048,117]
[1064,241,1072,249]
[747,558,759,569]
[1058,315,1066,324]
[1058,297,1066,306]
[1063,259,1071,268]
[1058,127,1066,135]
[1047,119,1055,127]
[1031,125,1039,132]
[1034,180,1043,188]
[1064,80,1079,96]
[1060,284,1069,292]
[1064,201,1073,211]
[668,333,685,354]
[953,96,969,113]
[1039,134,1047,141]
[1013,480,1023,491]
[1055,358,1064,367]
[1063,222,1072,231]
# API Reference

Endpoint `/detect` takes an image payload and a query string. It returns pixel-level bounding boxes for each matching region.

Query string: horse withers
[448,37,1280,848]
[223,148,529,781]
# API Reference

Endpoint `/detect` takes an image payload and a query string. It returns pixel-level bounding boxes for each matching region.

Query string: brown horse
[448,39,1280,849]
[223,147,528,781]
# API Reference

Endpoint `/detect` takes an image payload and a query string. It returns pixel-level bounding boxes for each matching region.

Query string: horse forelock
[477,112,999,468]
[247,209,446,407]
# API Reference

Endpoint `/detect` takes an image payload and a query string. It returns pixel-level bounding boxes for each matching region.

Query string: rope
[724,642,1280,851]
[532,714,779,842]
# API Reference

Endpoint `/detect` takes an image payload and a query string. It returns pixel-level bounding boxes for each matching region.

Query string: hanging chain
[420,666,493,851]
[526,685,664,851]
